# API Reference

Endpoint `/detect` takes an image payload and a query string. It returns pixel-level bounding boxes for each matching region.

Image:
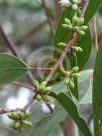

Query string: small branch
[13,82,34,91]
[31,67,52,72]
[0,98,35,114]
[41,0,54,37]
[0,107,23,114]
[45,33,76,84]
[93,15,98,51]
[80,0,89,17]
[0,25,19,57]
[22,98,34,113]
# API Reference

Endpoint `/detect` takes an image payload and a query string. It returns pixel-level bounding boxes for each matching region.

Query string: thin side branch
[13,82,34,91]
[0,98,34,114]
[0,26,19,57]
[31,67,52,72]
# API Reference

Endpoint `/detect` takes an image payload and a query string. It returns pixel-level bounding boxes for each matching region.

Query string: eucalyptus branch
[45,0,89,84]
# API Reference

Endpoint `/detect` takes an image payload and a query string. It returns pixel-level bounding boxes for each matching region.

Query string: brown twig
[0,26,20,57]
[13,82,34,91]
[93,15,98,51]
[80,0,89,17]
[45,36,75,84]
[0,98,35,114]
[41,0,54,37]
[31,67,52,72]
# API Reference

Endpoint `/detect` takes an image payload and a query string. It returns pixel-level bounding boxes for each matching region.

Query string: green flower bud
[74,26,79,31]
[22,120,33,127]
[71,0,79,3]
[58,42,66,47]
[41,95,50,102]
[8,113,17,120]
[65,71,70,77]
[72,15,79,26]
[70,67,79,73]
[61,1,72,8]
[67,25,73,29]
[64,18,71,25]
[78,30,85,35]
[79,17,84,26]
[36,95,42,101]
[39,85,45,91]
[15,121,20,129]
[72,73,80,78]
[69,79,75,88]
[41,81,46,87]
[77,47,83,52]
[33,80,39,90]
[17,112,23,119]
[80,25,88,31]
[72,4,78,10]
[71,46,79,52]
[23,112,31,119]
[45,87,52,92]
[62,24,73,29]
[64,78,69,84]
[62,24,69,28]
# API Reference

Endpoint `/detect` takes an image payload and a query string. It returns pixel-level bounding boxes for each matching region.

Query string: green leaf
[79,70,93,104]
[0,53,28,86]
[93,43,102,136]
[85,0,102,23]
[50,92,92,136]
[52,81,67,94]
[30,107,67,136]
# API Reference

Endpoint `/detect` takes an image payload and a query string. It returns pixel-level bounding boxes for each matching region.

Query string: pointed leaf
[0,53,28,86]
[50,92,92,136]
[93,43,102,135]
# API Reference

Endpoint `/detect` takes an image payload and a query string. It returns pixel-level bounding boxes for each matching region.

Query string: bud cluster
[62,15,88,35]
[59,0,81,11]
[8,112,33,132]
[64,67,80,88]
[71,46,83,52]
[33,80,52,102]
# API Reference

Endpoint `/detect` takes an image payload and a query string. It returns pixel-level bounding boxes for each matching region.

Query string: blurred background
[0,0,102,136]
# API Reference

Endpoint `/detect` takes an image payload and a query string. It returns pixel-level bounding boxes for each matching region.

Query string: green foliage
[50,92,92,136]
[93,43,102,136]
[0,0,102,136]
[0,53,28,86]
[30,108,67,136]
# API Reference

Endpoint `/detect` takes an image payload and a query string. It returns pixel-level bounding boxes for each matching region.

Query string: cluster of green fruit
[62,15,88,35]
[60,0,81,11]
[33,80,52,102]
[64,67,79,89]
[8,112,33,132]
